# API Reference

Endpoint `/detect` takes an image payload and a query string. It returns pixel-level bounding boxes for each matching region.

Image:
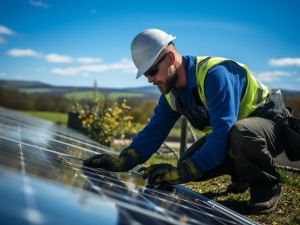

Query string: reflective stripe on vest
[165,91,177,111]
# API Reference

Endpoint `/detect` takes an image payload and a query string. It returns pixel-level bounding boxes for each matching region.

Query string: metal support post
[180,117,188,156]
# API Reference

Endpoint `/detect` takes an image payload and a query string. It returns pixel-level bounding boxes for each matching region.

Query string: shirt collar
[182,55,197,90]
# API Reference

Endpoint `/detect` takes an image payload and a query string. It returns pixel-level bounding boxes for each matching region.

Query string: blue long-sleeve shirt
[129,55,247,173]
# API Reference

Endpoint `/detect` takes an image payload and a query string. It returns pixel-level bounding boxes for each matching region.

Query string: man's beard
[157,66,178,94]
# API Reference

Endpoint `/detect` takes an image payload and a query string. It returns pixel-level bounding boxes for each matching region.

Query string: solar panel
[0,106,259,225]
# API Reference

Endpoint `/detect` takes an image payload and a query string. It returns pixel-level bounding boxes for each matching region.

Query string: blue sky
[0,0,300,89]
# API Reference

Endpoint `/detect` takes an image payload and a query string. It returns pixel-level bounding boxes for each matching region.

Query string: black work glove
[139,163,181,185]
[139,158,201,185]
[83,148,141,172]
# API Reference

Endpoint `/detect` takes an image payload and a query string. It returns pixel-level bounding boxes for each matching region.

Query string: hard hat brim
[135,35,176,79]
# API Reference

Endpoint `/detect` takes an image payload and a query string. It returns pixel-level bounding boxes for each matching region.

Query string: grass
[19,110,68,126]
[185,170,300,225]
[140,153,300,225]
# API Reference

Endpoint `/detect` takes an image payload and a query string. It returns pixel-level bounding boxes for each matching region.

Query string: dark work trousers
[178,117,284,188]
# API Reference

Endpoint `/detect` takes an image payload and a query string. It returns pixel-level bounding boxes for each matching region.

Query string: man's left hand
[139,158,201,185]
[138,163,181,185]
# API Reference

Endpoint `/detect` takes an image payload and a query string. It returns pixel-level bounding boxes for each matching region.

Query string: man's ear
[166,51,176,65]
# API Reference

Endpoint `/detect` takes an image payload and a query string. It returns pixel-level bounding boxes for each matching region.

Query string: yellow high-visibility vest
[165,56,269,134]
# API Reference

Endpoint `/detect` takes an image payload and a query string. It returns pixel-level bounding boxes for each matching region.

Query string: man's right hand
[83,148,141,172]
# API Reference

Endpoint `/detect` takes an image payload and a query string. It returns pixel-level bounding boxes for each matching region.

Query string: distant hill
[0,79,160,99]
[1,79,300,100]
[280,89,300,98]
[0,80,51,88]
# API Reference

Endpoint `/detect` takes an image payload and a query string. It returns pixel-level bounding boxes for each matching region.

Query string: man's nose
[147,75,155,83]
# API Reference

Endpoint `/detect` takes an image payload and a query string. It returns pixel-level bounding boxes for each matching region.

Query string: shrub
[78,99,137,147]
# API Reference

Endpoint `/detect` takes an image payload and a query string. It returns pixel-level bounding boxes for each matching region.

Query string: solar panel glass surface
[0,107,258,225]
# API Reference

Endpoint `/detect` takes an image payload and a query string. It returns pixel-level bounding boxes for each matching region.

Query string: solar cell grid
[0,107,258,225]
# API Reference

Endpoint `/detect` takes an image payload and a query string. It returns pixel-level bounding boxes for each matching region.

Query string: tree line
[0,87,71,112]
[0,87,158,124]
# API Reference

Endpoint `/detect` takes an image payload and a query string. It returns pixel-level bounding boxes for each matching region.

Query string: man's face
[161,66,178,94]
[145,53,177,94]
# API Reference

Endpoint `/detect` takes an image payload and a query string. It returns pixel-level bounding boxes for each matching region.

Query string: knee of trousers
[228,120,258,159]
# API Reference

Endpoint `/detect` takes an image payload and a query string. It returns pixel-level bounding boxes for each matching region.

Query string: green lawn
[19,110,68,126]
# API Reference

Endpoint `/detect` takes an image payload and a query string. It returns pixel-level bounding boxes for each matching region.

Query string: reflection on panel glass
[0,107,258,225]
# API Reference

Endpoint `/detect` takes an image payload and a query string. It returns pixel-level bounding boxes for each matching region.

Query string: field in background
[20,88,51,93]
[19,110,68,126]
[65,91,144,100]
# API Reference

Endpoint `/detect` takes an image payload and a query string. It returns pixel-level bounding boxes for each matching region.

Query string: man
[83,29,292,214]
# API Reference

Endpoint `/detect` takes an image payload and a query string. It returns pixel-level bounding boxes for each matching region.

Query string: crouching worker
[83,29,300,214]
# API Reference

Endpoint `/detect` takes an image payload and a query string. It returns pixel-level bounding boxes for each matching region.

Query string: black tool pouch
[250,90,300,161]
[249,90,291,122]
[282,117,300,161]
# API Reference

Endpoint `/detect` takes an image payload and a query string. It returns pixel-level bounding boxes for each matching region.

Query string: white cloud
[51,58,136,76]
[51,68,80,76]
[268,58,300,67]
[29,0,49,8]
[0,36,6,45]
[0,25,16,45]
[0,25,16,36]
[253,70,293,82]
[6,48,136,76]
[82,72,89,77]
[6,48,40,57]
[110,58,137,73]
[77,57,102,64]
[6,48,104,64]
[44,54,73,63]
[79,64,108,73]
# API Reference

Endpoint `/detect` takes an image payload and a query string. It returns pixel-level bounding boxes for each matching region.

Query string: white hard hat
[131,29,176,79]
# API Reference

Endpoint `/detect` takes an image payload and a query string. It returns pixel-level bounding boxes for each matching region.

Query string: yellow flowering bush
[78,99,137,147]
